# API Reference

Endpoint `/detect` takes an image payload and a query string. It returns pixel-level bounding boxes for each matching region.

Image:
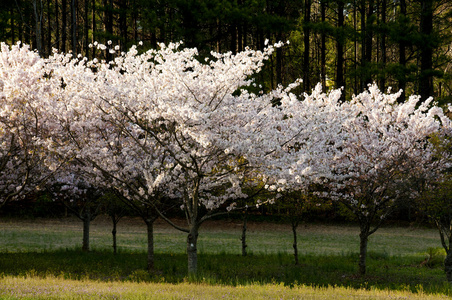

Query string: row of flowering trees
[1,41,451,277]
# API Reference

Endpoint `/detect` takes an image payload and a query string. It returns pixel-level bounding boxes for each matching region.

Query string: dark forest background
[1,0,452,102]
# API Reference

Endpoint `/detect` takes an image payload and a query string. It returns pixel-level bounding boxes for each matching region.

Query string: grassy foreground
[0,275,451,300]
[0,217,451,299]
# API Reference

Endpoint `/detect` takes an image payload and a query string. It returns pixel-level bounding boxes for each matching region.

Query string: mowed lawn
[0,216,442,255]
[0,216,451,299]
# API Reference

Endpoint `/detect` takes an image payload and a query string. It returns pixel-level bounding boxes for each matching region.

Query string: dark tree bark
[336,0,345,93]
[379,0,387,90]
[433,219,452,282]
[71,0,77,53]
[32,0,43,54]
[55,0,59,50]
[445,252,452,282]
[145,218,157,271]
[361,0,374,88]
[365,0,374,71]
[18,4,23,43]
[119,0,127,50]
[320,0,326,90]
[10,5,15,44]
[62,0,67,52]
[241,208,248,257]
[398,0,407,102]
[132,0,138,43]
[104,0,113,60]
[84,0,89,56]
[275,0,285,86]
[237,0,243,52]
[111,214,118,254]
[303,0,311,91]
[360,0,366,90]
[187,223,199,275]
[81,209,91,252]
[91,0,95,57]
[358,226,369,276]
[292,219,299,265]
[419,0,434,100]
[47,0,51,55]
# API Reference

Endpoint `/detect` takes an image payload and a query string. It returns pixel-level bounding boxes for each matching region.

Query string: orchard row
[0,41,450,277]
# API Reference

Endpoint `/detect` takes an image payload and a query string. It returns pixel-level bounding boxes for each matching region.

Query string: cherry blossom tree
[415,133,452,282]
[44,40,319,275]
[21,37,449,278]
[261,83,451,275]
[252,83,351,266]
[47,166,104,252]
[41,51,171,269]
[0,42,60,207]
[324,85,451,275]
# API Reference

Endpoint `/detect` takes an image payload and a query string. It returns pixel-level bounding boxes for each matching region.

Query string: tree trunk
[91,0,96,57]
[55,0,59,50]
[187,224,199,275]
[119,0,127,51]
[360,0,374,88]
[71,0,77,54]
[358,229,369,275]
[62,0,67,52]
[419,0,434,100]
[303,0,311,91]
[336,0,345,93]
[47,0,51,55]
[33,0,43,54]
[292,219,299,265]
[82,210,91,252]
[132,0,138,43]
[145,219,155,271]
[111,215,118,254]
[398,0,407,103]
[84,0,89,57]
[104,0,113,60]
[241,209,248,257]
[320,0,326,90]
[379,0,387,90]
[10,5,15,44]
[365,0,374,85]
[360,0,366,90]
[445,251,452,283]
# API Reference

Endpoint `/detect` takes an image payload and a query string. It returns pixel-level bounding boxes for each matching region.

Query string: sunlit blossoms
[0,41,451,276]
[0,43,59,205]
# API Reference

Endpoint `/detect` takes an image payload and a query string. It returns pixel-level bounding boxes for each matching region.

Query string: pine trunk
[62,0,67,52]
[336,0,345,92]
[379,0,387,90]
[71,0,77,54]
[398,0,407,102]
[419,0,434,100]
[320,0,326,90]
[55,0,59,50]
[303,0,311,91]
[33,0,43,54]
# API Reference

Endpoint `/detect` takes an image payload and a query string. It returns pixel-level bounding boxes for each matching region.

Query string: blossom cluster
[0,41,450,220]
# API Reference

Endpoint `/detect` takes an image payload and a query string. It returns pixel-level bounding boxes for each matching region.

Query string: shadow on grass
[0,249,450,296]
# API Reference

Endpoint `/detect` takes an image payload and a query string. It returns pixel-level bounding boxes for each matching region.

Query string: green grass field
[0,216,450,299]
